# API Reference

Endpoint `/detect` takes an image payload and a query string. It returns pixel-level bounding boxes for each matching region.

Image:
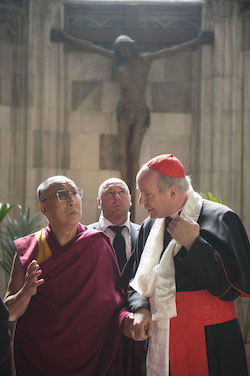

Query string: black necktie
[109,226,127,272]
[163,217,172,250]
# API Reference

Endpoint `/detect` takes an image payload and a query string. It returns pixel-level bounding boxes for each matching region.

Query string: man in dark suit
[88,178,140,284]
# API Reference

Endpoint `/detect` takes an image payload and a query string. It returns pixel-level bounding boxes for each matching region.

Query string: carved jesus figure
[51,30,211,216]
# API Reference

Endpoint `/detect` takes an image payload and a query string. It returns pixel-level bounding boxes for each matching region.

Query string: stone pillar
[0,3,30,206]
[197,0,245,217]
[191,0,214,191]
[242,9,250,233]
[25,0,66,211]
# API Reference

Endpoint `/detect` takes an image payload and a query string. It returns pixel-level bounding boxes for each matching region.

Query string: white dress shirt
[99,213,132,260]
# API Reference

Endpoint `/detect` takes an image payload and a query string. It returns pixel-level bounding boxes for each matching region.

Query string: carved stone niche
[137,4,201,33]
[64,1,202,47]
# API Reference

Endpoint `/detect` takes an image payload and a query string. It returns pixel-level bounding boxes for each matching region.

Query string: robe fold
[14,223,143,376]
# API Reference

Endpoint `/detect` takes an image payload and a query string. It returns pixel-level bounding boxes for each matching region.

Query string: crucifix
[51,28,213,218]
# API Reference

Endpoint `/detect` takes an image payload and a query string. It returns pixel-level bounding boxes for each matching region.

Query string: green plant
[201,192,250,343]
[0,204,43,349]
[0,204,42,277]
[0,203,17,223]
[0,202,19,277]
[200,192,228,206]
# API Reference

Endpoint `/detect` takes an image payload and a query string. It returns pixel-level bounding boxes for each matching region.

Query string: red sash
[169,290,236,376]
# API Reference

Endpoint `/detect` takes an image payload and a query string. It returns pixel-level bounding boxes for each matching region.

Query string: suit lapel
[130,224,139,251]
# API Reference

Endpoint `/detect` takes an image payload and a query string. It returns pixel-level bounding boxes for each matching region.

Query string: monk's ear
[40,202,48,216]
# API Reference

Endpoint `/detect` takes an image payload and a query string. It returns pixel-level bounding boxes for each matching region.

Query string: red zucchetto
[147,152,185,178]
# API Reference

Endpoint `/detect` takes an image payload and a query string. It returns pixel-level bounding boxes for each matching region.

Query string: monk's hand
[122,313,135,338]
[167,217,200,251]
[130,307,154,341]
[23,260,44,297]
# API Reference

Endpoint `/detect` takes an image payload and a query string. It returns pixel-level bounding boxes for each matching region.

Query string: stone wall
[0,0,199,224]
[0,0,250,296]
[196,0,250,234]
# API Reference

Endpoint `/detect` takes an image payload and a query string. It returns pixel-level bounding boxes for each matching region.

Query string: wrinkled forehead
[46,179,76,194]
[100,179,130,196]
[103,181,128,192]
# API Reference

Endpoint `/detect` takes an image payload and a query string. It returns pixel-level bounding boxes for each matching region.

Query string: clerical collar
[99,213,130,232]
[169,207,183,219]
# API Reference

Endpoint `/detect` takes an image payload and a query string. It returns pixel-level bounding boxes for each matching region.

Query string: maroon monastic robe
[14,223,143,376]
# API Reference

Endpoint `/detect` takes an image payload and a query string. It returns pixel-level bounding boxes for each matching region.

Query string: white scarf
[130,189,203,376]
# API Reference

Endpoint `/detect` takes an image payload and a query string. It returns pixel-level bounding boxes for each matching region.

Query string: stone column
[242,9,250,233]
[25,0,66,211]
[191,0,214,191]
[197,0,245,216]
[0,3,30,206]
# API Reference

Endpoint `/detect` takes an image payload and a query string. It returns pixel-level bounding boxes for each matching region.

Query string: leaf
[0,203,15,223]
[200,192,228,206]
[200,192,208,200]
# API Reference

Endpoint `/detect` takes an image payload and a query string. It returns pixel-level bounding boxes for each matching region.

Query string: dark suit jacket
[87,221,140,289]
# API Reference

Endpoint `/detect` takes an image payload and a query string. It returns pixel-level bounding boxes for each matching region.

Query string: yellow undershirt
[35,228,52,264]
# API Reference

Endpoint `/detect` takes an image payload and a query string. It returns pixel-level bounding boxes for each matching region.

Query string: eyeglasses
[42,188,83,202]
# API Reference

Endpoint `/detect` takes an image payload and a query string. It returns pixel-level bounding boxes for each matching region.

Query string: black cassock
[127,199,250,376]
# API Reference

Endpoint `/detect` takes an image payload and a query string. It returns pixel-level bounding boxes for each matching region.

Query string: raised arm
[4,255,44,321]
[50,28,114,59]
[143,30,214,63]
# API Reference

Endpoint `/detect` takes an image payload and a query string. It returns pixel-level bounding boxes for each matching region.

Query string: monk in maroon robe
[4,175,143,376]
